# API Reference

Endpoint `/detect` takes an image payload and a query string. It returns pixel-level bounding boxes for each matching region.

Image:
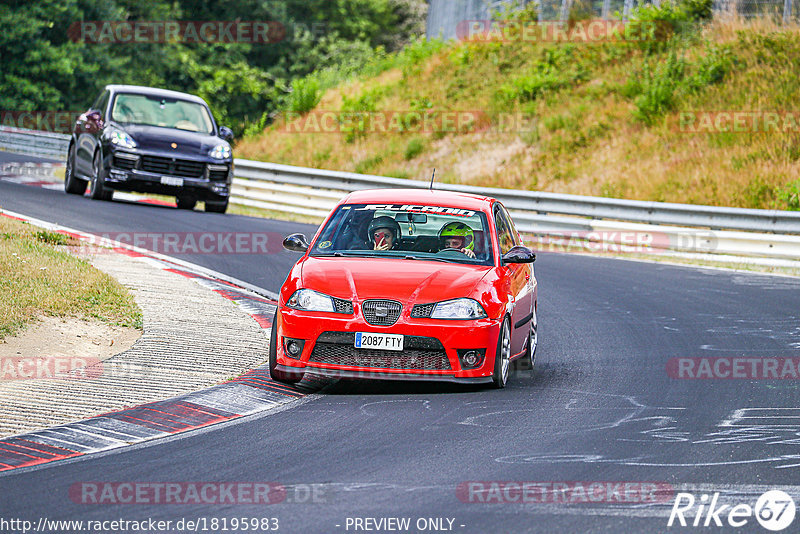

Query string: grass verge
[0,216,143,339]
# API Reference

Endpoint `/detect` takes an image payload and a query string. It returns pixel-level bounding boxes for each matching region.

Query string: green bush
[404,137,425,160]
[779,180,800,210]
[287,77,321,115]
[632,52,686,124]
[355,154,384,174]
[494,46,589,107]
[340,87,387,143]
[628,43,734,124]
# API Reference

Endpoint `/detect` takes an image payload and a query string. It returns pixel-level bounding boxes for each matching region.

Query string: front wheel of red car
[492,317,511,389]
[268,309,304,384]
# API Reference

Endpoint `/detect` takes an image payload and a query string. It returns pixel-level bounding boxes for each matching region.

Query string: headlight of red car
[430,298,487,320]
[287,289,336,312]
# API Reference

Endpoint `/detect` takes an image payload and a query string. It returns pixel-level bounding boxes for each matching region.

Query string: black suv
[65,85,234,213]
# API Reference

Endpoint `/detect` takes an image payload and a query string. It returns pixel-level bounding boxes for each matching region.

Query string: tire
[88,151,112,201]
[176,197,196,210]
[492,317,512,389]
[64,143,87,195]
[205,199,228,213]
[514,305,538,371]
[268,309,304,384]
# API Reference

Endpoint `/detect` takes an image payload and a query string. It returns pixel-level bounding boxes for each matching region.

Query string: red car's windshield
[310,203,494,266]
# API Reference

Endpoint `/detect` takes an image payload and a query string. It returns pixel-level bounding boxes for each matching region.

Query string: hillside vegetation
[1,0,425,136]
[237,4,800,211]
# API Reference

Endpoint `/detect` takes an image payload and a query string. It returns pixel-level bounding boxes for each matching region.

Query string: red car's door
[494,203,534,356]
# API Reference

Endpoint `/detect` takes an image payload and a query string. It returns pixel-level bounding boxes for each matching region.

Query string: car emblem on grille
[171,143,177,149]
[375,306,389,318]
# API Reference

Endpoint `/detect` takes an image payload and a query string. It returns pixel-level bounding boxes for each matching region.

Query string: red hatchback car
[270,189,538,388]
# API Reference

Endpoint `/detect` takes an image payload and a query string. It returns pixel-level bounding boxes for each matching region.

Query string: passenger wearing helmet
[367,215,402,251]
[438,222,476,258]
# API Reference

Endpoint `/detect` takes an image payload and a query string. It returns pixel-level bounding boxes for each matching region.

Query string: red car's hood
[300,257,491,304]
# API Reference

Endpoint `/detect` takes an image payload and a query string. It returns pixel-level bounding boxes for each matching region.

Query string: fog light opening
[457,349,486,370]
[282,338,305,359]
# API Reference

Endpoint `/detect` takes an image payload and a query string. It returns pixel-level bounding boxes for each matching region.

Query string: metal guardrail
[233,159,800,235]
[2,127,800,260]
[0,127,70,159]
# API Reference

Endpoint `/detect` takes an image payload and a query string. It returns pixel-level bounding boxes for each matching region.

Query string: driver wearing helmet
[438,222,476,258]
[367,215,402,251]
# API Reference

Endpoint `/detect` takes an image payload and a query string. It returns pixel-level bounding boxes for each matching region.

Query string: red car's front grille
[308,332,451,371]
[361,299,402,326]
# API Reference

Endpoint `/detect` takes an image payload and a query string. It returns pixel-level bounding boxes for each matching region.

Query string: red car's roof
[341,188,495,211]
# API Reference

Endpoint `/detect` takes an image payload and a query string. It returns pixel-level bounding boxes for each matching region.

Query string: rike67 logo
[668,490,796,531]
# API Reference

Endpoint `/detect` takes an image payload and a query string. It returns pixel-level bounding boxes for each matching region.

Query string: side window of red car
[494,205,517,255]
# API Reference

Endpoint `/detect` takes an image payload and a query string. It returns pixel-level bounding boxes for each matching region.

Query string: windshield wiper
[311,251,374,258]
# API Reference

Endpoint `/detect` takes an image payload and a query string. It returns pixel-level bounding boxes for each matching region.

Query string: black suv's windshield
[310,203,494,266]
[110,93,214,134]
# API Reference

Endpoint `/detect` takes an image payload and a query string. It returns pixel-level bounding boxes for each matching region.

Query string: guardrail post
[602,0,612,18]
[559,0,573,21]
[623,0,634,20]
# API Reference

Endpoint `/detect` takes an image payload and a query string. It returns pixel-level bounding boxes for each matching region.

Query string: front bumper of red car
[274,308,502,384]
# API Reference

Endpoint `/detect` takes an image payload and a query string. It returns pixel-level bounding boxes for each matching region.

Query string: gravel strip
[0,251,270,438]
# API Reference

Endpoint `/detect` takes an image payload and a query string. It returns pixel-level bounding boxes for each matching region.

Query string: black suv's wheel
[88,151,113,201]
[268,309,304,384]
[205,199,228,213]
[492,317,512,389]
[176,197,196,210]
[64,144,86,195]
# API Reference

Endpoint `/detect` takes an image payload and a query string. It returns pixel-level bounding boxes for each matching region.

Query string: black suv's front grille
[208,165,229,181]
[112,154,138,171]
[308,332,450,371]
[362,299,402,326]
[141,156,204,178]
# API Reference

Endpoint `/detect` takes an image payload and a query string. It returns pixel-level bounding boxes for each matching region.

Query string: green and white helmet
[439,221,474,251]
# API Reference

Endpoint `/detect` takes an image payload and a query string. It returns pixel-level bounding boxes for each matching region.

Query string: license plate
[161,176,184,187]
[355,332,403,351]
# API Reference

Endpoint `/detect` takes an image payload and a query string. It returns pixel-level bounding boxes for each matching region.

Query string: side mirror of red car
[283,233,310,253]
[502,245,535,265]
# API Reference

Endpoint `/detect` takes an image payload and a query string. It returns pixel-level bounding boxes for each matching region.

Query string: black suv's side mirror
[219,126,234,142]
[283,233,310,253]
[502,245,536,265]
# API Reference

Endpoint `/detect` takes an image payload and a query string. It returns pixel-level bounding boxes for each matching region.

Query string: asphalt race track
[1,152,800,533]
